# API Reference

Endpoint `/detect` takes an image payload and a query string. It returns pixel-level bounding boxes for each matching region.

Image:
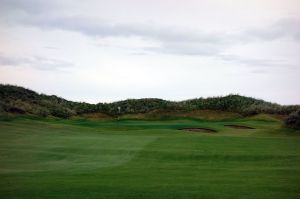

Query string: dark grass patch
[224,124,255,129]
[179,128,217,133]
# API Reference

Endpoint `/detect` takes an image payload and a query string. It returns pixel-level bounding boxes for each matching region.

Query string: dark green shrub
[50,107,74,118]
[285,110,300,129]
[35,108,50,117]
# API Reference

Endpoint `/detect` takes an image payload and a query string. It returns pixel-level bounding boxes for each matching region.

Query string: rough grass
[0,116,299,199]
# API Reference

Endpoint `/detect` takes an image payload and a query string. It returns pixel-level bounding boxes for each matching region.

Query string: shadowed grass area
[0,117,299,198]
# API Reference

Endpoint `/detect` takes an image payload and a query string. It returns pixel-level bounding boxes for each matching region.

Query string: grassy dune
[0,116,299,198]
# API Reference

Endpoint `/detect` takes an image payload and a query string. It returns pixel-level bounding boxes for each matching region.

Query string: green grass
[0,116,299,199]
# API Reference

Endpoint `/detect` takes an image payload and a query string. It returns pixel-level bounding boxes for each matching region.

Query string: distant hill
[0,84,299,119]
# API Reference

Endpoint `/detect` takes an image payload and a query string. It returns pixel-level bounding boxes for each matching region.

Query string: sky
[0,0,299,105]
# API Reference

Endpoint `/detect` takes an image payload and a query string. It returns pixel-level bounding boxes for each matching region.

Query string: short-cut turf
[0,116,299,199]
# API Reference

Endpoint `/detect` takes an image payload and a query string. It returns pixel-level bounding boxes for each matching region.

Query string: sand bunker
[224,124,255,129]
[180,128,217,133]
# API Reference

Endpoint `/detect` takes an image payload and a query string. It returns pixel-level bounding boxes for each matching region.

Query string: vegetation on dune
[1,84,299,122]
[285,110,300,129]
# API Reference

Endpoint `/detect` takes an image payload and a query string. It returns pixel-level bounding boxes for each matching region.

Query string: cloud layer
[0,54,73,71]
[1,0,299,69]
[0,0,299,104]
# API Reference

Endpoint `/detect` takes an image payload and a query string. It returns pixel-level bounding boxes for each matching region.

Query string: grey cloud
[1,0,299,67]
[1,0,300,44]
[0,0,224,45]
[0,54,73,71]
[20,15,225,45]
[10,14,300,58]
[243,18,300,42]
[217,54,299,69]
[144,41,223,56]
[15,14,228,56]
[15,14,300,68]
[0,54,28,66]
[0,0,57,14]
[43,46,60,50]
[0,0,232,56]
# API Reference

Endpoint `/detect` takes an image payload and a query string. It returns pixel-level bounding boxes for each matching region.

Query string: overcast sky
[0,0,299,104]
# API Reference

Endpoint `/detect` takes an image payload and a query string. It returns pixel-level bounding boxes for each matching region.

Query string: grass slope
[0,117,300,199]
